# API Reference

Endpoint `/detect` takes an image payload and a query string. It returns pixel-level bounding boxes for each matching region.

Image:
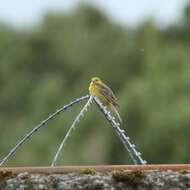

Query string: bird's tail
[111,105,122,123]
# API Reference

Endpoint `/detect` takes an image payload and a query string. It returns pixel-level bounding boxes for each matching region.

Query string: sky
[0,0,188,27]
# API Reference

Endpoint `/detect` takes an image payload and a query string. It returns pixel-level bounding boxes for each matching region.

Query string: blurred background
[0,0,190,166]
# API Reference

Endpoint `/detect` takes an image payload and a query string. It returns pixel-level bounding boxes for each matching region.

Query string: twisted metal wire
[0,95,90,166]
[93,96,147,165]
[51,95,93,166]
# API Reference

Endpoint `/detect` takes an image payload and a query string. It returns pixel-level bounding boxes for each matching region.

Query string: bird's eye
[92,78,99,82]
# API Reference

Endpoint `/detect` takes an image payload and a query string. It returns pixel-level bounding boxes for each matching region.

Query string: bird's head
[91,77,101,84]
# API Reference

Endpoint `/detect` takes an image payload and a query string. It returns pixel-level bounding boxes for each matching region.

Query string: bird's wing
[96,83,118,106]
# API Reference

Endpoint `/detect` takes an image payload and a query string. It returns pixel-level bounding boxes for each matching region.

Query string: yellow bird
[89,77,122,123]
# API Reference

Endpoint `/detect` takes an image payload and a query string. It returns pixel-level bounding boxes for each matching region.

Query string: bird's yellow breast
[89,82,97,96]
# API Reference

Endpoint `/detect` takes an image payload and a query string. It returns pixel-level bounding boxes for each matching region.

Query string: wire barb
[51,96,93,167]
[93,96,147,165]
[0,95,90,167]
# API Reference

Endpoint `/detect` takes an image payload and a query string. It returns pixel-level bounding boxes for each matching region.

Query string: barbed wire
[51,96,93,166]
[0,94,146,166]
[93,96,147,165]
[0,95,89,166]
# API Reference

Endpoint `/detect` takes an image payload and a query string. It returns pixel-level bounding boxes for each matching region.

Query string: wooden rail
[0,164,190,174]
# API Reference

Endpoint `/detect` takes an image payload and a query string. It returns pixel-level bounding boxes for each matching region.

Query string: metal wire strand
[93,96,147,165]
[51,96,93,166]
[0,95,90,166]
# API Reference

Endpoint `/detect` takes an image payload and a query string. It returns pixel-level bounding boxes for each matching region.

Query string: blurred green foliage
[0,4,190,166]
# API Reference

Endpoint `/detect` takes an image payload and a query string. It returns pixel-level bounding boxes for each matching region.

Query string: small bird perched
[89,77,122,123]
